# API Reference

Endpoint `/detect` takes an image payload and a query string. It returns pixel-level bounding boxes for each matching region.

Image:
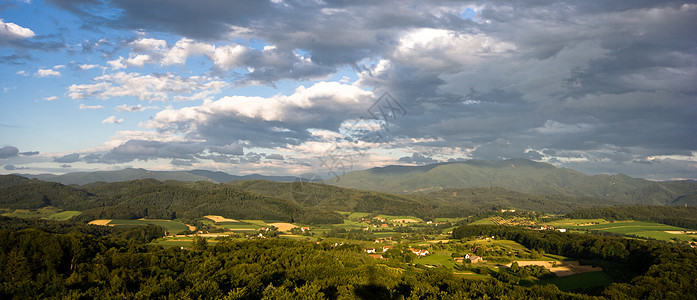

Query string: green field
[561,220,696,242]
[1,207,81,221]
[538,271,613,292]
[46,210,81,221]
[469,218,495,225]
[347,212,372,221]
[108,219,189,234]
[220,223,260,231]
[414,254,456,268]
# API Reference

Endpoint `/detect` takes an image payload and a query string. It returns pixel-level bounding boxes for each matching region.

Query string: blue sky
[1,0,696,180]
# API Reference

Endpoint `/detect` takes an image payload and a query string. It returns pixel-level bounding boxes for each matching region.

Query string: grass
[468,218,495,225]
[347,212,372,221]
[46,211,81,221]
[373,231,397,238]
[108,219,189,234]
[562,220,695,242]
[545,219,607,226]
[2,207,82,221]
[414,254,456,268]
[334,219,366,230]
[241,220,270,227]
[220,223,259,230]
[538,271,613,292]
[377,215,423,222]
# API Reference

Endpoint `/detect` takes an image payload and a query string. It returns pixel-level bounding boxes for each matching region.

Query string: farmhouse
[365,248,376,254]
[368,254,385,260]
[465,253,483,263]
[409,248,430,257]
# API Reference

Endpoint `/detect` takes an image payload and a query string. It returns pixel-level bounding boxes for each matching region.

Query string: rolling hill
[19,168,315,185]
[325,159,697,206]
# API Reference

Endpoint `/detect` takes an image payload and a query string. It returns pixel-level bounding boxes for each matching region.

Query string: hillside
[325,159,697,205]
[20,168,316,185]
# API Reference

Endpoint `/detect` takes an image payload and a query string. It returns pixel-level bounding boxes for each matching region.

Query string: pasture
[107,219,189,234]
[538,271,613,292]
[1,207,81,221]
[561,220,697,242]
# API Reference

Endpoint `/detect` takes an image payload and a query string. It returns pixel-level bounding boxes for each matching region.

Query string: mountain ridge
[18,168,316,185]
[325,159,697,206]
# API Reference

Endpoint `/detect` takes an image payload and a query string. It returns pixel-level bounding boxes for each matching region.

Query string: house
[382,246,394,252]
[368,254,385,260]
[557,228,567,233]
[426,221,433,224]
[465,253,483,263]
[365,248,376,254]
[409,248,429,257]
[300,227,310,232]
[381,223,389,228]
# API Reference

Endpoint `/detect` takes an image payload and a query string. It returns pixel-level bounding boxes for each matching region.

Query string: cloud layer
[1,0,695,180]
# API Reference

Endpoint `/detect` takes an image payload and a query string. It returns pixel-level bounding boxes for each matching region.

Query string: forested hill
[325,159,697,205]
[18,168,314,185]
[1,175,623,224]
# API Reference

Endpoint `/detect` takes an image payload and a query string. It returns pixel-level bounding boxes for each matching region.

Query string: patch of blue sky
[461,8,477,20]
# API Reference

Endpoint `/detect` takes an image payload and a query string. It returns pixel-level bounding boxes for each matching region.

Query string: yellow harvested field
[204,215,239,223]
[88,219,112,226]
[392,218,419,223]
[269,222,297,232]
[184,223,196,232]
[507,261,602,277]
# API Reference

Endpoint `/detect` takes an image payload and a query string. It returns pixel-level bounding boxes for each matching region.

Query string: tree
[192,236,207,251]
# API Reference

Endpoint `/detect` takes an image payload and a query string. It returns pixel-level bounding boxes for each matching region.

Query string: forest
[1,216,695,299]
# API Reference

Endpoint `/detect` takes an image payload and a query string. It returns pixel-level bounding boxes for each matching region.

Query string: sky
[0,0,696,181]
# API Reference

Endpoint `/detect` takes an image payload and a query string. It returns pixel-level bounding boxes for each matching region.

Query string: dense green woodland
[0,175,665,224]
[1,217,696,299]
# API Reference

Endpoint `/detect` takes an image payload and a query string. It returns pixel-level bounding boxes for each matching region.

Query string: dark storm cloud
[0,146,19,159]
[266,153,284,160]
[19,151,39,156]
[98,140,205,163]
[398,153,439,165]
[54,153,80,163]
[51,0,697,178]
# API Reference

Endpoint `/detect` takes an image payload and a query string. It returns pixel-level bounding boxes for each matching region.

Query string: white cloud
[78,64,99,70]
[43,96,59,101]
[35,68,61,77]
[115,104,158,112]
[68,72,227,102]
[393,28,516,71]
[162,38,215,65]
[16,70,27,76]
[53,65,66,69]
[108,54,156,70]
[212,44,249,70]
[534,120,595,134]
[102,116,124,124]
[144,81,375,147]
[79,104,104,110]
[130,38,167,53]
[0,19,34,41]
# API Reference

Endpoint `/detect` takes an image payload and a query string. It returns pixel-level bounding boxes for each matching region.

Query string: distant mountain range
[324,159,697,206]
[14,159,696,206]
[19,168,315,185]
